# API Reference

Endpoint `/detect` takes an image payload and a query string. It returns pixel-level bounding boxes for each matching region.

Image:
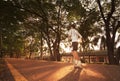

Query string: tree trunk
[29,43,32,59]
[10,52,13,58]
[106,27,116,64]
[97,0,117,65]
[0,31,3,58]
[53,41,61,61]
[47,39,55,61]
[116,46,120,64]
[107,49,116,64]
[40,33,43,59]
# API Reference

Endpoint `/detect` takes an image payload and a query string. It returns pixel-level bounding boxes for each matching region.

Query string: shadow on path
[0,59,15,81]
[59,68,82,81]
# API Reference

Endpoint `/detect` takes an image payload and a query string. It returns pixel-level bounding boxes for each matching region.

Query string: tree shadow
[58,68,82,81]
[0,59,15,81]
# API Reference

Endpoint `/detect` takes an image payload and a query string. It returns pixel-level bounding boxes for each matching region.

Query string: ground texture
[0,58,120,81]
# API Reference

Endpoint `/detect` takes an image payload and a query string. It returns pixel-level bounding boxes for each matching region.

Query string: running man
[68,24,82,68]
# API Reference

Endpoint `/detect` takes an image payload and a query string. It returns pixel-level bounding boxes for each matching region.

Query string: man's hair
[71,24,76,28]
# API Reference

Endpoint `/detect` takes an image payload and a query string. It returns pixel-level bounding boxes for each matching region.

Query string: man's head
[67,23,76,30]
[71,24,76,28]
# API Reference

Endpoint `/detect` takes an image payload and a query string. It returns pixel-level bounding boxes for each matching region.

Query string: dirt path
[4,58,120,81]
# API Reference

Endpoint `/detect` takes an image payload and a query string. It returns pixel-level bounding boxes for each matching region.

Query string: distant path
[5,58,120,81]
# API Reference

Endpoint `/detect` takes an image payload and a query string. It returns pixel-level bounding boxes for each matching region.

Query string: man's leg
[72,51,82,68]
[72,51,79,60]
[72,51,78,67]
[72,42,82,68]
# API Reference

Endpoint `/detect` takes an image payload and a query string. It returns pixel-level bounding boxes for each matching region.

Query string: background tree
[1,0,119,64]
[0,0,25,58]
[11,0,65,61]
[96,0,120,64]
[63,0,101,51]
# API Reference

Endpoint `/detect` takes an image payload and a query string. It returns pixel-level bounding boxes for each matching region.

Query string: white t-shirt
[68,28,82,42]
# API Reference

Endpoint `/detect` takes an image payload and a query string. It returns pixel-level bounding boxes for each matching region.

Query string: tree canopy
[0,0,120,64]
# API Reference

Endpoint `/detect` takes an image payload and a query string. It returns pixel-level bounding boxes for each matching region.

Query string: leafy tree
[0,0,25,57]
[63,0,101,51]
[96,0,120,64]
[10,0,64,61]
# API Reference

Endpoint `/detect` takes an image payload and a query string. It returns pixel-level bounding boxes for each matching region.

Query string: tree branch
[96,0,106,23]
[107,0,115,22]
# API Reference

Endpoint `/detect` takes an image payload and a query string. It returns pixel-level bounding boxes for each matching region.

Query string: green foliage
[0,0,25,56]
[1,0,119,59]
[65,0,86,21]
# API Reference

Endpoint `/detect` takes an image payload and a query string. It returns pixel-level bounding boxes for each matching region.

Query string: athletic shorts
[72,42,78,51]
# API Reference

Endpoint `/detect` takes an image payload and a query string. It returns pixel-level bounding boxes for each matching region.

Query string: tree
[10,0,64,61]
[96,0,120,64]
[0,0,25,57]
[63,0,101,51]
